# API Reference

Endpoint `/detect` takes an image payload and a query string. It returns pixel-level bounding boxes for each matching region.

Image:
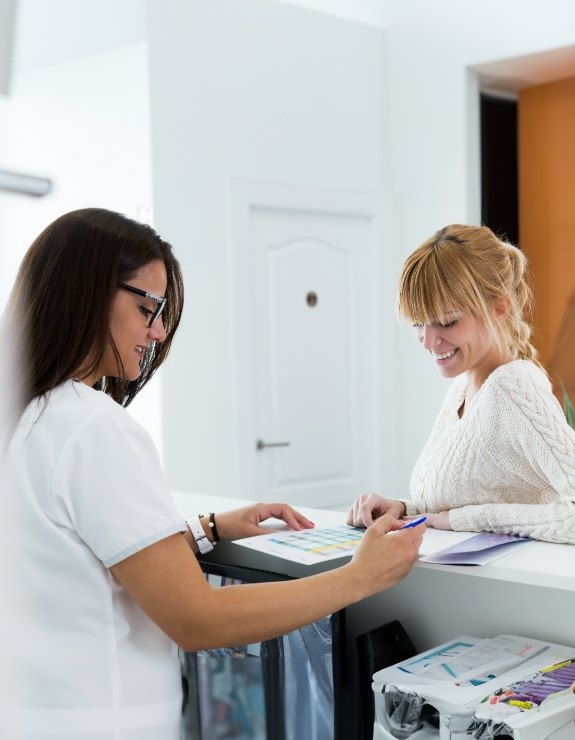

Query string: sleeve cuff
[448,507,481,533]
[399,499,419,518]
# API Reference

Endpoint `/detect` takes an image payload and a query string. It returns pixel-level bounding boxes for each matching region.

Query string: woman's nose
[421,326,441,349]
[148,315,167,343]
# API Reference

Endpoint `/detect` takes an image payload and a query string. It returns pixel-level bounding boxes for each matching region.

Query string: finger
[347,501,362,527]
[345,505,354,526]
[291,508,315,529]
[395,526,425,546]
[387,518,411,531]
[358,503,375,527]
[351,504,363,527]
[369,514,398,534]
[265,504,313,530]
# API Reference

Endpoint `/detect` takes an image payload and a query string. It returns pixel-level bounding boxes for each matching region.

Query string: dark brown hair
[5,207,184,411]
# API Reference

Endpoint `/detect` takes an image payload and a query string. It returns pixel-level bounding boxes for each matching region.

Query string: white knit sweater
[407,360,575,544]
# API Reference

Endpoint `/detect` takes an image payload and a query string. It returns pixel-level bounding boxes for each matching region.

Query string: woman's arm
[183,502,316,553]
[450,363,575,542]
[447,500,575,543]
[213,502,315,539]
[111,515,423,651]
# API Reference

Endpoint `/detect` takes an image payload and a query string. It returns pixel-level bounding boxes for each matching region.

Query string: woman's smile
[431,348,459,364]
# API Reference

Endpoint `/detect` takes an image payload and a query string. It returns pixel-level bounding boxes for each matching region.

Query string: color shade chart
[234,525,364,565]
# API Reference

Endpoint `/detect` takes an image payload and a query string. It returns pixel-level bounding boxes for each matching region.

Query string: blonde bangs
[397,241,490,325]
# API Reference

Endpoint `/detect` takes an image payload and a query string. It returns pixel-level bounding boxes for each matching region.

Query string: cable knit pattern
[409,360,575,543]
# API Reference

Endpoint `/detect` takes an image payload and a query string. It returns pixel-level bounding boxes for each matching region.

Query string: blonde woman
[348,224,575,544]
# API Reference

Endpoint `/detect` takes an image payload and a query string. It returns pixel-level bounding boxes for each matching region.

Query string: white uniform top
[0,380,187,739]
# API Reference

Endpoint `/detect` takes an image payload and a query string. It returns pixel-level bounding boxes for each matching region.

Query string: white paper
[420,532,533,566]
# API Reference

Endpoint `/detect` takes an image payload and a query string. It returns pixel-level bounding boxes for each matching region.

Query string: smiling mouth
[432,348,458,361]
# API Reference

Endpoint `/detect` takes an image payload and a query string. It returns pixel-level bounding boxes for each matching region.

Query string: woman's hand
[347,494,406,528]
[215,502,315,540]
[349,515,424,596]
[408,511,451,530]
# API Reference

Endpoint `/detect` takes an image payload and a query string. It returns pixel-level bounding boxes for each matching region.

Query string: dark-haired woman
[0,208,423,739]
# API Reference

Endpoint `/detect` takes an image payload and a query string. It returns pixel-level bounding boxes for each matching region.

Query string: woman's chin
[125,365,143,382]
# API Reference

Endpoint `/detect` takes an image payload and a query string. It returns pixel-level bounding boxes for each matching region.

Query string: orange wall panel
[519,76,575,393]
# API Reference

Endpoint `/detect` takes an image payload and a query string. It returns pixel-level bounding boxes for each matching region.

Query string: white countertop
[171,491,575,593]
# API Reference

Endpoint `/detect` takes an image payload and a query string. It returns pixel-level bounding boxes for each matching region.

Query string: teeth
[433,349,456,360]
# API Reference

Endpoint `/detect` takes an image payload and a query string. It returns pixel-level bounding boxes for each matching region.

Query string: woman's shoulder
[49,379,122,414]
[37,380,141,441]
[486,359,551,396]
[479,360,568,435]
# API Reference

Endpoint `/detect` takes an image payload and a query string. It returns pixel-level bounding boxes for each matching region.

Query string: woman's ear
[494,295,512,321]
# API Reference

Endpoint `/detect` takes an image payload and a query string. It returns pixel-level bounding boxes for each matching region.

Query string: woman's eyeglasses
[118,283,167,328]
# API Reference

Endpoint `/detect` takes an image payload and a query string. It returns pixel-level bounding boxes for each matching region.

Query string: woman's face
[91,259,168,384]
[413,310,506,385]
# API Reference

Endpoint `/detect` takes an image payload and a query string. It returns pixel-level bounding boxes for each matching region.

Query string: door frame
[227,179,394,502]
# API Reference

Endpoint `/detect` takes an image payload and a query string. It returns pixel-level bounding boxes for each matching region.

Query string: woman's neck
[463,353,513,413]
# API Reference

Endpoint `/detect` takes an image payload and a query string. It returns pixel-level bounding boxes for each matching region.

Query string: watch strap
[186,514,214,554]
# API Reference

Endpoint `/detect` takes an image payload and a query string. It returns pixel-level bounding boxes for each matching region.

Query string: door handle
[256,439,291,451]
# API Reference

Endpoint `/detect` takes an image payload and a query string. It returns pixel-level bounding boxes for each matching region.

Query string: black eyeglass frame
[118,283,167,328]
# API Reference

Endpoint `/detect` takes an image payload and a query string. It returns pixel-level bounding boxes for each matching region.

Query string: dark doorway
[480,93,519,246]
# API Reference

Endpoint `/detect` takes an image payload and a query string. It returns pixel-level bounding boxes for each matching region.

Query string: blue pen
[400,516,427,529]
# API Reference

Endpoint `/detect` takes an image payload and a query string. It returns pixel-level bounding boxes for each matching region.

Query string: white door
[230,183,382,508]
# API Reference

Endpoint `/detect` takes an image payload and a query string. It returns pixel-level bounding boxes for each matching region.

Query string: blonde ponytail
[502,244,543,369]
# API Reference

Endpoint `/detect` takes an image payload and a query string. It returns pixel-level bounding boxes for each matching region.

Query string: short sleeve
[52,406,186,567]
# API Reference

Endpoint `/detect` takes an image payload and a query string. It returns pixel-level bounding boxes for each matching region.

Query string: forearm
[449,500,575,544]
[113,519,422,653]
[177,563,370,651]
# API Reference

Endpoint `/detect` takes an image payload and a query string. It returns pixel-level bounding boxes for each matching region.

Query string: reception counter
[172,490,575,650]
[172,491,575,739]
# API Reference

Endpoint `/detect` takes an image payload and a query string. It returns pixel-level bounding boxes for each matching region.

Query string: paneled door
[230,183,381,508]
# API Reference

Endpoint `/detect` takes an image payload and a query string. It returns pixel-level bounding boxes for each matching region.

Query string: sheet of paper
[393,635,553,686]
[233,525,364,565]
[420,532,533,566]
[396,638,480,677]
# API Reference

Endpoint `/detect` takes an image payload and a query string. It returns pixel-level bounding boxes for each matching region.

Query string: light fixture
[0,168,52,196]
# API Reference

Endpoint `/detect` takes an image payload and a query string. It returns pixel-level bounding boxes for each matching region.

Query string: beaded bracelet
[208,512,220,542]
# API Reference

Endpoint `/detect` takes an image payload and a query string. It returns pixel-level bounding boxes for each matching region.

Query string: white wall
[0,0,160,446]
[270,0,387,28]
[0,44,152,300]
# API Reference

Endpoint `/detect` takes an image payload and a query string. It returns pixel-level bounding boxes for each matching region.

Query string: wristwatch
[186,514,214,554]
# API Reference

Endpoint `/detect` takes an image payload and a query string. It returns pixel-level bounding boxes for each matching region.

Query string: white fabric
[0,380,187,739]
[408,360,575,543]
